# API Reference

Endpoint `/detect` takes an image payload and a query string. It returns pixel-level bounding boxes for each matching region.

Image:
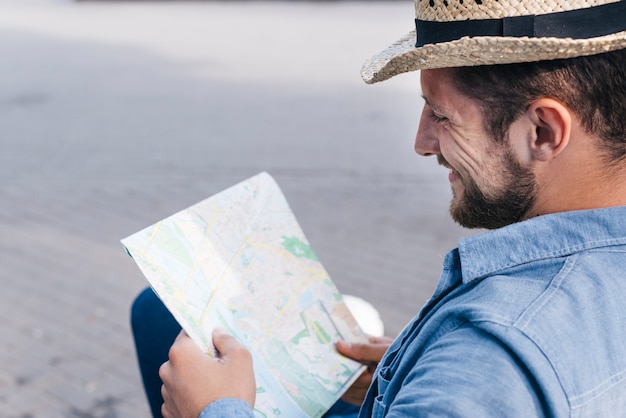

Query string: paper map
[122,172,367,417]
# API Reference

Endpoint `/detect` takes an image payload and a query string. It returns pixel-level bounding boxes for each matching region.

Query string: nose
[414,107,440,157]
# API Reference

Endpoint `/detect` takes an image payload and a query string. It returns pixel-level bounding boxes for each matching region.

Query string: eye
[428,109,449,124]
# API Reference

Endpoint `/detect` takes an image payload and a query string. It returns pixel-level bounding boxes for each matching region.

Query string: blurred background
[0,0,473,416]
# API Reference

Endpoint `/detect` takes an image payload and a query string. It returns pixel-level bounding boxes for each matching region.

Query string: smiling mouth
[437,155,461,183]
[448,169,461,183]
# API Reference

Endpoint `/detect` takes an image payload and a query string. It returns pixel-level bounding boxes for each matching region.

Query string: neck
[527,144,626,218]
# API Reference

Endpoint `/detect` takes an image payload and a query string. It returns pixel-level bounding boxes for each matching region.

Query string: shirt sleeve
[198,398,255,418]
[384,324,550,417]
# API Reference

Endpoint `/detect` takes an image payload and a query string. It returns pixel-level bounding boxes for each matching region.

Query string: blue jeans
[130,288,360,418]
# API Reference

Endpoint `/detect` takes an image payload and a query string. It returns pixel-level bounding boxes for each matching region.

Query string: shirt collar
[456,206,626,284]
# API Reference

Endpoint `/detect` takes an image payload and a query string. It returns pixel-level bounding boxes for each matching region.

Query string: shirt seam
[465,237,626,281]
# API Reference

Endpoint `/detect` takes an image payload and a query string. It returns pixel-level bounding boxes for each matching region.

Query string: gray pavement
[0,0,475,416]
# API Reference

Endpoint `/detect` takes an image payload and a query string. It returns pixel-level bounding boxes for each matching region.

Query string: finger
[161,383,167,400]
[167,332,204,366]
[173,329,188,342]
[343,385,370,402]
[160,385,172,418]
[367,335,394,344]
[212,328,249,361]
[336,340,389,362]
[349,375,373,391]
[341,378,371,405]
[171,330,196,351]
[159,360,170,383]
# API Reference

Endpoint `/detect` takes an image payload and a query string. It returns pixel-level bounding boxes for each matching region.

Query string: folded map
[122,172,367,418]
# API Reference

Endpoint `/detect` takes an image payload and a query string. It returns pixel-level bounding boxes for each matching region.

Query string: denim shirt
[200,207,626,417]
[360,206,626,417]
[199,399,254,418]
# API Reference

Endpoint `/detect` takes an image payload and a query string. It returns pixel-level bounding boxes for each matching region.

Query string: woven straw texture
[416,0,617,21]
[362,0,626,83]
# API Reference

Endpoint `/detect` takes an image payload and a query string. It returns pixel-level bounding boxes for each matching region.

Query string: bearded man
[142,0,626,416]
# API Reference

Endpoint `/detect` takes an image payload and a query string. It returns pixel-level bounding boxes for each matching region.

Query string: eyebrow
[421,94,461,126]
[421,95,446,115]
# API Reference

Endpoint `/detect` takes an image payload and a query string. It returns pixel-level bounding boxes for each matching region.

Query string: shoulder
[385,247,626,416]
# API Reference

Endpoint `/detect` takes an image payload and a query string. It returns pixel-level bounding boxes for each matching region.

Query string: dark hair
[450,48,626,163]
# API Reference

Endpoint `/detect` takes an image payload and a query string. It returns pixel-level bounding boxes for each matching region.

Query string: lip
[448,169,460,183]
[437,155,459,183]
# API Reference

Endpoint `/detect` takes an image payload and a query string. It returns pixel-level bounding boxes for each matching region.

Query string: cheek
[439,131,484,176]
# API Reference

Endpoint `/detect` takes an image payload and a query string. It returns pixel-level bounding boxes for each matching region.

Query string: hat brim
[361,30,626,84]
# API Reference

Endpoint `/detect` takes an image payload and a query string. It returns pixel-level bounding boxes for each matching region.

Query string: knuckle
[158,362,168,380]
[231,345,253,365]
[167,343,183,362]
[234,344,252,359]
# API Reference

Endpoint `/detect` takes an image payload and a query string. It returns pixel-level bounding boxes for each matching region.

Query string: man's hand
[336,335,394,405]
[159,328,256,418]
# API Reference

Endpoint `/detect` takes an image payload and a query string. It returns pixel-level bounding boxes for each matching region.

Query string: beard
[440,149,537,230]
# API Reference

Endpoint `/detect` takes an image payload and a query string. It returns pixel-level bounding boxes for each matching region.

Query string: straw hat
[361,0,626,84]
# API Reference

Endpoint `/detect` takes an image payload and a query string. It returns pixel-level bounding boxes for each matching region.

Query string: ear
[527,98,572,162]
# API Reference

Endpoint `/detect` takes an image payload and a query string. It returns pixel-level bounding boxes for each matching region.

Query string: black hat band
[416,1,626,47]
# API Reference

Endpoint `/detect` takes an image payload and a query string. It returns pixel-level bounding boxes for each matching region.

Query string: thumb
[336,339,389,363]
[212,327,246,360]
